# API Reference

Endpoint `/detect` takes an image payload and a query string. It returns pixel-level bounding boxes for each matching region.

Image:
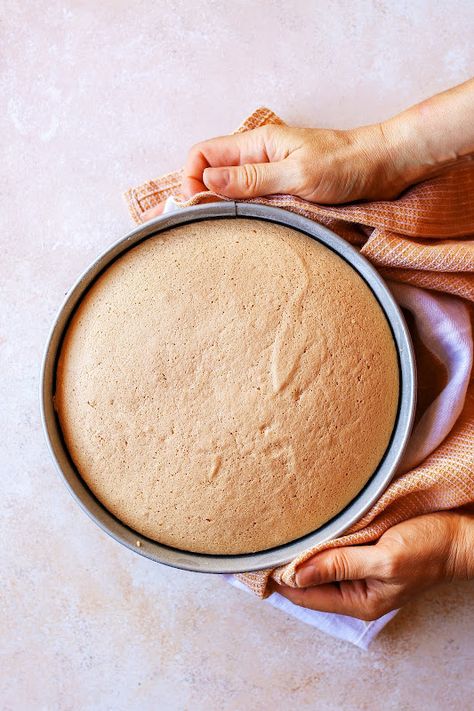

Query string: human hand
[181,122,407,205]
[271,512,474,621]
[141,78,474,221]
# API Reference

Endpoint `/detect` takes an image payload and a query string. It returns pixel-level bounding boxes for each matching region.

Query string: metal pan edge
[40,201,416,574]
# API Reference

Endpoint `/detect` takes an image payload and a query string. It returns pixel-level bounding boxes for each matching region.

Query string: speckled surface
[1,2,473,709]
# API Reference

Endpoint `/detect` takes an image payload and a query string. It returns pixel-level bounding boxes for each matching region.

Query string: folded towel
[125,108,474,646]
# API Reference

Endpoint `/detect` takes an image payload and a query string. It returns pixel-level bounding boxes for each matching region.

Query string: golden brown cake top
[56,218,399,554]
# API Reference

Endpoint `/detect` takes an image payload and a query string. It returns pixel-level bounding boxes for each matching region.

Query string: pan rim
[40,201,416,573]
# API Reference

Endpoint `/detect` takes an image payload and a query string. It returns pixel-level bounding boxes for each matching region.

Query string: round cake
[55,217,399,555]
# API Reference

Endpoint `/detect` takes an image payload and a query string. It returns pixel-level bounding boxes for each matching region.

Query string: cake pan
[41,201,416,574]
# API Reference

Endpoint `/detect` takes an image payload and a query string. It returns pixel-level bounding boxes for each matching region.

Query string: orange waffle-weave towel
[125,108,474,598]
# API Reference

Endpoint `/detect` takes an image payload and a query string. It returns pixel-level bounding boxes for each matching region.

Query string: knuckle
[187,142,201,158]
[240,163,259,193]
[359,597,385,621]
[331,551,351,581]
[380,550,403,579]
[359,589,393,620]
[360,605,380,621]
[184,144,202,171]
[186,140,207,162]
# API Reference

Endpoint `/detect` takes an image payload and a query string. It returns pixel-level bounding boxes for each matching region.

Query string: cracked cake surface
[55,217,399,554]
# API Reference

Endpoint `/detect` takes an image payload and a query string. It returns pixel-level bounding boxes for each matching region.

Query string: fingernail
[203,167,229,191]
[295,565,316,587]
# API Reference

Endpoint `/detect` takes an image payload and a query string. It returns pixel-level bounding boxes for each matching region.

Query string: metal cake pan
[41,201,416,574]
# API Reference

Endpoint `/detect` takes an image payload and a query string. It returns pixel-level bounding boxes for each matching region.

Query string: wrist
[446,511,474,581]
[377,112,444,191]
[347,123,411,200]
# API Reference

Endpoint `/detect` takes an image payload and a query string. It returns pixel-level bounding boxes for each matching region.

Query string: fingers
[202,161,296,199]
[274,581,347,614]
[183,130,269,196]
[272,580,391,621]
[183,125,296,198]
[295,544,387,587]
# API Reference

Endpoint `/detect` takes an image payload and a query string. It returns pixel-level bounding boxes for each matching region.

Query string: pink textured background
[1,1,473,709]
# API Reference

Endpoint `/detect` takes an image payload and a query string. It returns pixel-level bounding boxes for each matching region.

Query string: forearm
[381,77,474,188]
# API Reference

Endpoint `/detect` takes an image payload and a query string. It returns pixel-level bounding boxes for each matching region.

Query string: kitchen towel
[125,108,474,645]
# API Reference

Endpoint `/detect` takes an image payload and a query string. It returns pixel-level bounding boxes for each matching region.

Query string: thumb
[295,545,385,587]
[203,161,294,199]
